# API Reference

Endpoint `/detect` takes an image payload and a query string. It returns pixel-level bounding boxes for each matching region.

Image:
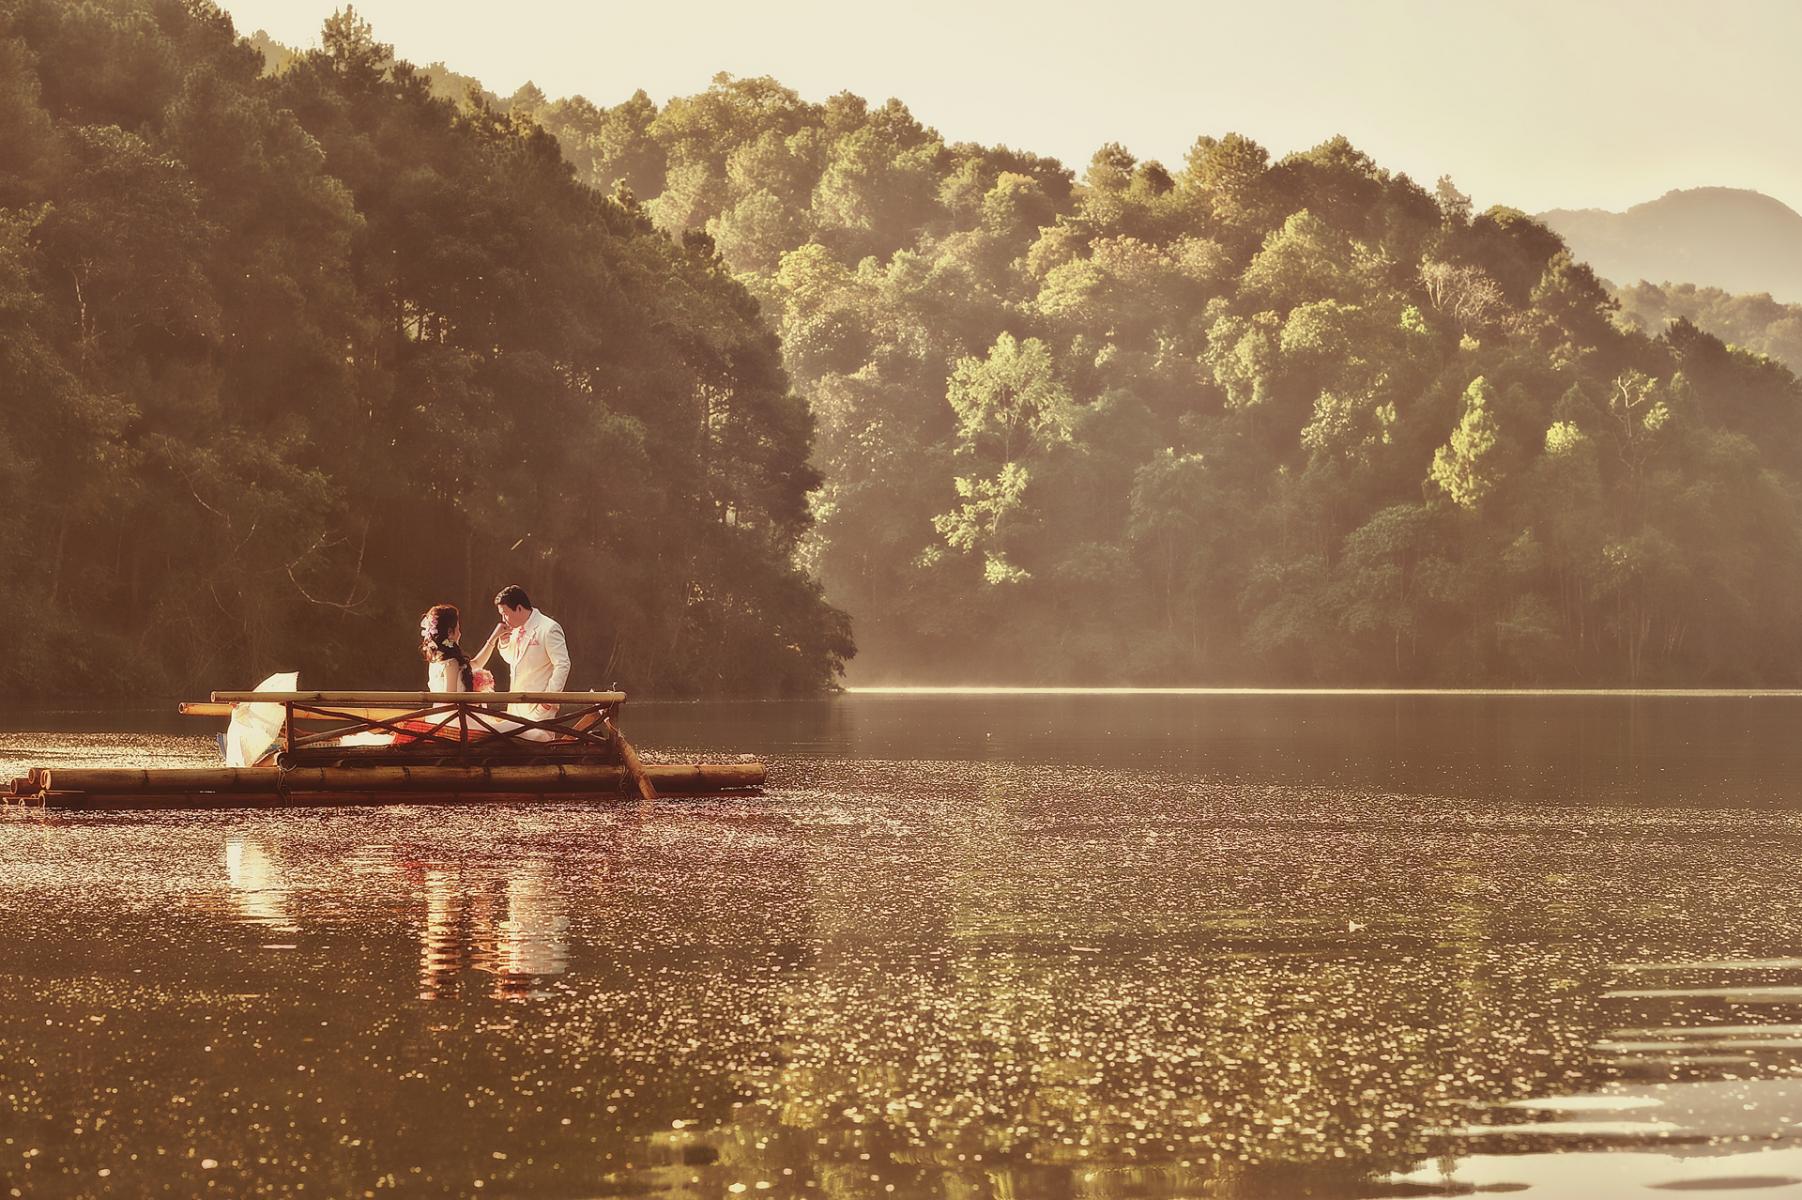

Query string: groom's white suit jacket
[499,608,570,718]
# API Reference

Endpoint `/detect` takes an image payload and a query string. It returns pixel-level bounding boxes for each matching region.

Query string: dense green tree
[932,333,1073,583]
[487,66,1791,685]
[17,7,1802,691]
[1429,377,1503,510]
[0,0,849,697]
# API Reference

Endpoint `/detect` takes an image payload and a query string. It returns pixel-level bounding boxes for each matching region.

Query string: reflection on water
[410,859,570,1001]
[419,866,461,1000]
[4,694,1802,1196]
[223,840,297,933]
[1383,1146,1802,1195]
[220,839,572,999]
[499,862,571,983]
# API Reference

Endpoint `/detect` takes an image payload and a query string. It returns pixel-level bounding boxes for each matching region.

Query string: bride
[391,604,497,743]
[420,604,496,693]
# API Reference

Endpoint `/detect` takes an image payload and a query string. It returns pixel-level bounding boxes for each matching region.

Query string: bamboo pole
[39,767,276,793]
[179,702,419,721]
[209,691,626,705]
[36,762,765,798]
[29,763,767,810]
[605,717,658,802]
[36,792,603,811]
[279,742,615,763]
[283,765,634,792]
[638,763,767,790]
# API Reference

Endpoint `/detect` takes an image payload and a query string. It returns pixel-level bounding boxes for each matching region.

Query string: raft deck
[4,691,766,810]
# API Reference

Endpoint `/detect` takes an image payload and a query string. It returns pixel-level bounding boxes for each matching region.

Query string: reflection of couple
[413,860,571,1002]
[418,584,571,736]
[221,840,570,1002]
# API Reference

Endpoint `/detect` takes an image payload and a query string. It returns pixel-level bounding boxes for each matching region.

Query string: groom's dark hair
[494,584,533,611]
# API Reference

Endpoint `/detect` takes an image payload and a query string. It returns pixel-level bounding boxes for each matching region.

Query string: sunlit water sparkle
[2,692,1802,1197]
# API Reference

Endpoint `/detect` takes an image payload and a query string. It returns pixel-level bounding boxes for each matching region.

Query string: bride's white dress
[414,657,530,741]
[416,658,486,735]
[444,651,556,743]
[427,660,457,692]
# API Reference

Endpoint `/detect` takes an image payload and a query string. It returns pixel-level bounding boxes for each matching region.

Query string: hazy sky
[215,0,1802,217]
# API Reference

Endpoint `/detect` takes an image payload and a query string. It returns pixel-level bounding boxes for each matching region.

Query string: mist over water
[3,692,1802,1196]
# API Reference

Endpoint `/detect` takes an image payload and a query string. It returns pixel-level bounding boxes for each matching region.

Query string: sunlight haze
[215,0,1802,216]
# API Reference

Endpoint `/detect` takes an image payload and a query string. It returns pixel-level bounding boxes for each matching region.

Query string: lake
[4,691,1802,1197]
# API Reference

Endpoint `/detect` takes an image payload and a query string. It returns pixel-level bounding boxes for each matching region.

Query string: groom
[476,584,570,738]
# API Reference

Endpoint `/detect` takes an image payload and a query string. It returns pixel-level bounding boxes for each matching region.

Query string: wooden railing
[184,691,658,798]
[193,691,629,759]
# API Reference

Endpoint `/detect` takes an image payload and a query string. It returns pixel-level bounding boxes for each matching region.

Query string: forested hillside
[489,73,1802,684]
[0,3,851,698]
[1616,281,1802,377]
[10,5,1802,695]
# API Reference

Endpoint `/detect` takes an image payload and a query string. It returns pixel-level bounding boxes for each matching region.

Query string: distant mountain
[1538,187,1802,304]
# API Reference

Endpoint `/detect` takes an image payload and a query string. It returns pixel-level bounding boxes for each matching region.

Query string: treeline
[1616,281,1802,377]
[13,7,1802,694]
[0,2,851,699]
[476,72,1802,684]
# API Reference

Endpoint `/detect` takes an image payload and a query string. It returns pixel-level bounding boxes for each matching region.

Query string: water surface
[3,692,1802,1197]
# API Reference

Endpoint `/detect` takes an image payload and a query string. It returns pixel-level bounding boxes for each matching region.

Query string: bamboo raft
[4,691,766,811]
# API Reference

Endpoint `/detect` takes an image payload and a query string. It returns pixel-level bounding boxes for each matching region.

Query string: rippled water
[3,692,1802,1197]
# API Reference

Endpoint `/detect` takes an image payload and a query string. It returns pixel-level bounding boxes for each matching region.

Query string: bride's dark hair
[419,603,474,690]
